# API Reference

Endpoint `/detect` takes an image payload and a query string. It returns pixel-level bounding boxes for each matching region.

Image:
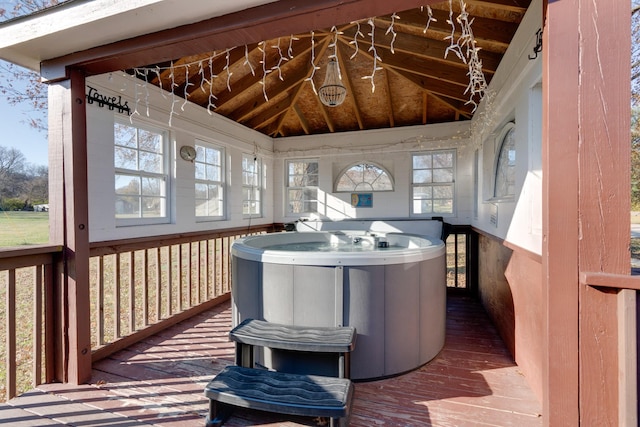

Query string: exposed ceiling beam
[42,0,434,81]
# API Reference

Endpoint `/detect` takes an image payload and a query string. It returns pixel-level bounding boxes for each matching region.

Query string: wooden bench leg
[205,399,233,427]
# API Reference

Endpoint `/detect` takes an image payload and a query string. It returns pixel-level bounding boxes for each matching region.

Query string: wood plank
[0,294,541,426]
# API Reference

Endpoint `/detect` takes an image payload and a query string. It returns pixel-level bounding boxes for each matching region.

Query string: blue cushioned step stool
[204,365,353,427]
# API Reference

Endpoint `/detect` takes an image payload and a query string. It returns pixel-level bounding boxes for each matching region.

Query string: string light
[224,48,233,92]
[362,18,383,93]
[258,41,271,102]
[243,45,256,76]
[422,5,437,34]
[287,35,298,59]
[123,3,486,124]
[386,13,400,54]
[272,37,288,81]
[349,21,364,59]
[305,31,321,95]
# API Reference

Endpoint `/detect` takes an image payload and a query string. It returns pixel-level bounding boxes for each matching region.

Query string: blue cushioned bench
[229,318,356,378]
[204,365,353,427]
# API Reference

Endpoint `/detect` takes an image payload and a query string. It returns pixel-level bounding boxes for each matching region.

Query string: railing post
[48,67,92,384]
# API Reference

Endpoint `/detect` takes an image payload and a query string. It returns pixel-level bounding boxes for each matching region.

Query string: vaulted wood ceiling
[134,0,531,138]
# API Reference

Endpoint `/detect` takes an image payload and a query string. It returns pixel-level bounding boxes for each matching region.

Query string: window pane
[413,170,432,184]
[433,185,453,199]
[495,127,516,198]
[372,174,393,190]
[206,165,220,181]
[139,151,163,173]
[413,186,432,199]
[116,195,140,217]
[195,143,224,217]
[208,199,223,216]
[138,130,162,153]
[115,146,137,170]
[433,169,453,183]
[195,163,206,180]
[413,154,432,169]
[413,199,432,214]
[114,123,137,148]
[115,174,139,195]
[411,150,455,216]
[196,145,206,162]
[336,163,392,192]
[141,196,163,217]
[142,177,164,196]
[195,201,208,217]
[433,199,453,213]
[433,152,453,168]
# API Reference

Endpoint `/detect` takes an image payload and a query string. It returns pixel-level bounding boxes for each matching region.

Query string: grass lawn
[0,211,49,247]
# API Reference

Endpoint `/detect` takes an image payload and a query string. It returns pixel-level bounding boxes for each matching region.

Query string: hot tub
[231,230,446,380]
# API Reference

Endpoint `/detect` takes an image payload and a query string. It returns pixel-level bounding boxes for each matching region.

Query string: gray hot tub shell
[231,231,446,380]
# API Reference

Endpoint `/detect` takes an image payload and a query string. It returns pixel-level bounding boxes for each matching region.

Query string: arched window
[335,162,393,192]
[494,123,516,199]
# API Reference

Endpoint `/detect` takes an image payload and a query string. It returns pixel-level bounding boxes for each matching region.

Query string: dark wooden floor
[0,293,542,426]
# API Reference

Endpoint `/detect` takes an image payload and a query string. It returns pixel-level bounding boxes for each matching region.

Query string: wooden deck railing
[0,222,472,403]
[445,225,477,292]
[0,245,61,401]
[88,225,276,361]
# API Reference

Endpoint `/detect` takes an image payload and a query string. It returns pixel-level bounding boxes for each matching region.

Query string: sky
[0,83,49,167]
[0,0,49,168]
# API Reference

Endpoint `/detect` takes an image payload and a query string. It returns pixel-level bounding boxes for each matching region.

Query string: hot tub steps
[229,318,356,378]
[204,365,354,427]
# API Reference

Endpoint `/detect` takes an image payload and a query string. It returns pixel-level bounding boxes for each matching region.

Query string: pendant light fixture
[318,27,347,107]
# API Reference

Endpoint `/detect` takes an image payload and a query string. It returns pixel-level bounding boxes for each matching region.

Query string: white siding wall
[471,0,543,255]
[85,0,542,253]
[272,122,473,224]
[86,73,274,242]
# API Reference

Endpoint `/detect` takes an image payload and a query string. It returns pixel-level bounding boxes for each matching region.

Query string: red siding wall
[477,232,543,403]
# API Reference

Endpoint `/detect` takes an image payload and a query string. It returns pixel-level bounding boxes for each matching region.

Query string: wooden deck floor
[0,293,542,426]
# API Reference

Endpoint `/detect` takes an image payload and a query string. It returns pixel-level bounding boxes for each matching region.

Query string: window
[335,162,393,192]
[195,142,224,219]
[286,159,318,214]
[411,150,455,215]
[494,123,516,199]
[242,154,261,216]
[114,121,168,224]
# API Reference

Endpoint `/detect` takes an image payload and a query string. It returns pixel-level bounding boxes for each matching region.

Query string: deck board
[0,293,542,426]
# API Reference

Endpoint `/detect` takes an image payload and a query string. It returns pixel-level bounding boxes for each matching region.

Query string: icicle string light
[305,31,321,95]
[422,5,437,34]
[327,26,343,79]
[349,21,364,59]
[258,41,271,102]
[362,18,383,93]
[224,48,233,92]
[124,4,486,125]
[207,56,217,113]
[386,13,400,54]
[272,37,288,81]
[243,44,256,76]
[181,66,193,111]
[288,35,298,59]
[441,0,488,110]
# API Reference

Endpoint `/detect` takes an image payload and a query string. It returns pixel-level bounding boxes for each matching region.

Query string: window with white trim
[114,121,168,224]
[411,150,456,215]
[286,159,318,214]
[494,124,516,199]
[195,142,225,219]
[242,154,261,216]
[335,162,393,192]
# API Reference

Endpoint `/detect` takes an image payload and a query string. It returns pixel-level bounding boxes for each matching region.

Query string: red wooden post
[543,0,631,425]
[48,68,93,384]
